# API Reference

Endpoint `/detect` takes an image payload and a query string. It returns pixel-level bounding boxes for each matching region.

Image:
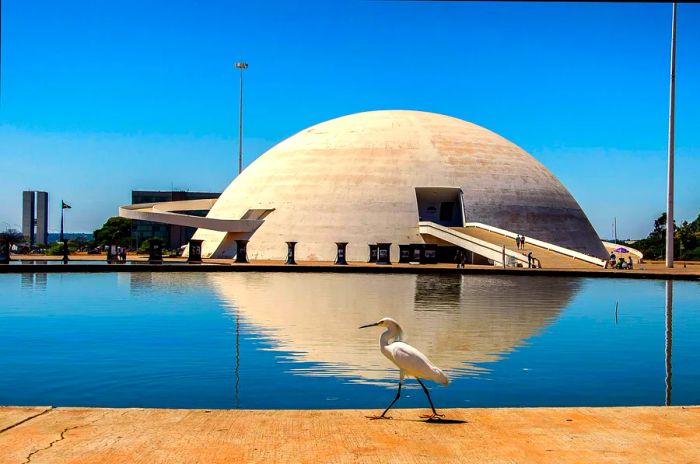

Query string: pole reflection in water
[235,310,240,409]
[665,280,673,406]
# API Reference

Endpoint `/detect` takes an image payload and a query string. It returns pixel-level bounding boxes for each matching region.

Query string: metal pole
[235,62,248,176]
[60,201,64,243]
[60,201,68,263]
[665,3,677,268]
[238,67,243,175]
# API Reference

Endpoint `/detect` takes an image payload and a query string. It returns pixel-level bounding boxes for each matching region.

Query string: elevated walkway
[419,221,606,269]
[119,200,273,233]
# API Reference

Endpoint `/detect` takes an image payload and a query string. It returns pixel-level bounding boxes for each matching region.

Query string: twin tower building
[22,191,49,246]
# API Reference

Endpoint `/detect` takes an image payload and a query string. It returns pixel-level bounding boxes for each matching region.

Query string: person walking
[521,234,526,249]
[527,251,533,268]
[515,235,521,250]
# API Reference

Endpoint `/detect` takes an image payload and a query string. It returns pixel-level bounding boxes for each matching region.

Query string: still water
[0,272,698,409]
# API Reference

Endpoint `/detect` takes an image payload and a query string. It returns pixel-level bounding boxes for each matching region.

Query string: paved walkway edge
[1,262,699,280]
[0,405,698,463]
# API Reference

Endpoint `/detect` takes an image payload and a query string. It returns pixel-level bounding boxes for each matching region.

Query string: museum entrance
[415,187,465,227]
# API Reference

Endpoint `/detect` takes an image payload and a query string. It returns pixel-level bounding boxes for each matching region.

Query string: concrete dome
[194,110,606,261]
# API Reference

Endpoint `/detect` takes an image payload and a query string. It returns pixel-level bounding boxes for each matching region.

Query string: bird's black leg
[417,378,444,418]
[379,378,402,418]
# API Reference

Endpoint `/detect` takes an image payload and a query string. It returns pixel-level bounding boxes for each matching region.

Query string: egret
[360,317,448,419]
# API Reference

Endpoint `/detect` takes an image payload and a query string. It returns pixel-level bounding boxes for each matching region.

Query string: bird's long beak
[359,322,379,329]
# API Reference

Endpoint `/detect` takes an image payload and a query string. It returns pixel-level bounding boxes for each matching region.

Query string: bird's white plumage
[360,316,448,418]
[374,317,449,386]
[384,342,449,385]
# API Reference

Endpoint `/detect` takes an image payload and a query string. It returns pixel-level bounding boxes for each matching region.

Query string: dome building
[189,110,606,263]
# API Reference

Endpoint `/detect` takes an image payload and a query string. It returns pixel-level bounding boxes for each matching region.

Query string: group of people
[107,245,128,263]
[607,253,634,270]
[454,250,467,268]
[515,234,527,250]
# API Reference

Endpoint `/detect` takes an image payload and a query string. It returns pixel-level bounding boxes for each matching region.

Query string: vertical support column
[376,243,391,265]
[368,244,378,263]
[286,241,297,265]
[235,240,249,264]
[149,240,163,264]
[423,244,437,264]
[188,239,203,264]
[398,244,411,263]
[412,244,423,263]
[335,242,348,265]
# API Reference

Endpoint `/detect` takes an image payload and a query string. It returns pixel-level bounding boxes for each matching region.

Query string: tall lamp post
[665,3,677,268]
[235,62,249,176]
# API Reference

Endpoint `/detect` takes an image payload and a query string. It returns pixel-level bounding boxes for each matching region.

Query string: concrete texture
[0,406,697,463]
[192,110,607,261]
[456,226,600,269]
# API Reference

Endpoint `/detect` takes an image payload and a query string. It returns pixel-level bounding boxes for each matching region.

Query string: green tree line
[632,212,700,261]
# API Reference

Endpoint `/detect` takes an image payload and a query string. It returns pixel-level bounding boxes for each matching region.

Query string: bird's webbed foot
[366,414,392,420]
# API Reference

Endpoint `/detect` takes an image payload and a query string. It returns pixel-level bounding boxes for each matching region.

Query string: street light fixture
[235,62,249,176]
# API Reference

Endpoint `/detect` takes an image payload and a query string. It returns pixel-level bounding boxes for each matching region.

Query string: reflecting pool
[0,272,698,409]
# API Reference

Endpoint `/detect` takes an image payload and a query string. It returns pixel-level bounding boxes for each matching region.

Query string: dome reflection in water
[3,272,697,409]
[208,273,577,385]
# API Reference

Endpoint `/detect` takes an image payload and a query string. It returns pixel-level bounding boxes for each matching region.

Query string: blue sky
[1,1,698,238]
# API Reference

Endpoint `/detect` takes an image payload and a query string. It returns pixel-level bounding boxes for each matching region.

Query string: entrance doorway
[415,187,465,227]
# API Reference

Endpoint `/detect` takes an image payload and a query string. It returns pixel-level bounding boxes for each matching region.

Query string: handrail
[419,221,529,267]
[464,222,607,267]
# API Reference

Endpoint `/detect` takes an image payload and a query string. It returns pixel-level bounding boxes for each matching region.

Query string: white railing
[419,221,529,267]
[464,222,607,267]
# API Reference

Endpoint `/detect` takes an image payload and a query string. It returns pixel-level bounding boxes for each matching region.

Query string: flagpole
[60,200,64,244]
[60,200,68,263]
[665,2,677,269]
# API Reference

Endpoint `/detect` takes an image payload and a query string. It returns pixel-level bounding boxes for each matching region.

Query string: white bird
[360,317,448,419]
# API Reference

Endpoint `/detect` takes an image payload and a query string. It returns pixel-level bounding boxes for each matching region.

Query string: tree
[138,237,164,254]
[0,229,27,247]
[93,217,133,247]
[634,212,700,261]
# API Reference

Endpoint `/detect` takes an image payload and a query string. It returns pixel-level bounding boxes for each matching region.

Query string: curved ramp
[119,200,271,233]
[419,221,605,269]
[418,222,527,267]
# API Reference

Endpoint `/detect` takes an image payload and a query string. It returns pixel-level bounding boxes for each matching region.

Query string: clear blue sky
[1,1,698,239]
